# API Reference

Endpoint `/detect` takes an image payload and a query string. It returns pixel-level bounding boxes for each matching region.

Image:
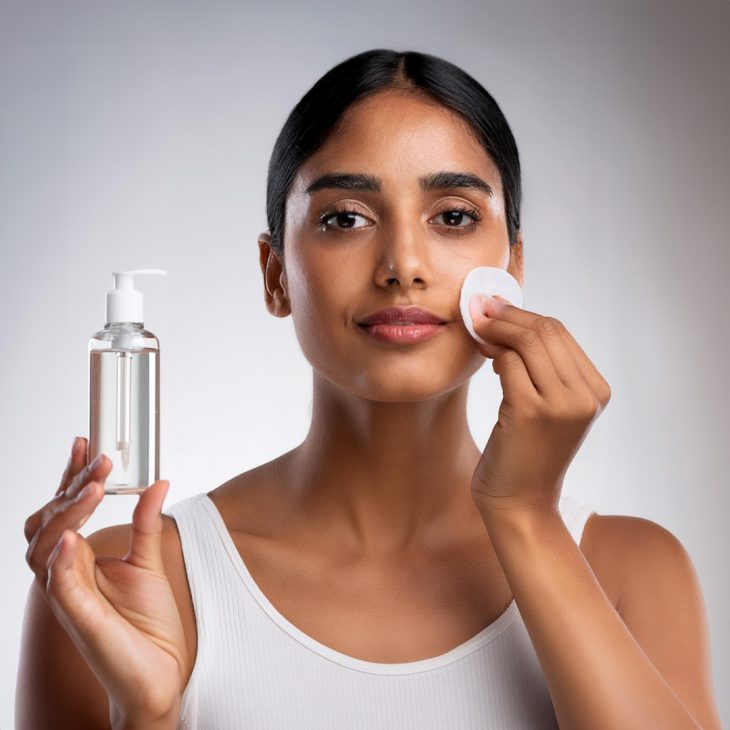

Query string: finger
[26,481,104,583]
[24,436,89,542]
[487,295,609,403]
[557,327,612,406]
[66,452,112,500]
[46,529,110,646]
[472,307,538,406]
[480,296,590,390]
[471,300,561,399]
[55,436,88,497]
[24,453,111,544]
[125,480,170,572]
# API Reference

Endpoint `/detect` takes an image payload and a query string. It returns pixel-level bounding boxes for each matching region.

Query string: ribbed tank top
[163,492,595,729]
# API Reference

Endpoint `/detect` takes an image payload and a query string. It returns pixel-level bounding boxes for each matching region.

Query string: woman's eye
[432,208,481,228]
[319,206,482,231]
[319,209,370,230]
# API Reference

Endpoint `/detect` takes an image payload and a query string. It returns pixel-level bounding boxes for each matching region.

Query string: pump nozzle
[106,268,167,325]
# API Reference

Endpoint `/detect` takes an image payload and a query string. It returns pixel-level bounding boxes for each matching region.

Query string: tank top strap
[164,493,235,608]
[163,492,252,729]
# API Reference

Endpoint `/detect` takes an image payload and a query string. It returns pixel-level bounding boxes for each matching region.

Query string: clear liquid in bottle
[89,331,160,494]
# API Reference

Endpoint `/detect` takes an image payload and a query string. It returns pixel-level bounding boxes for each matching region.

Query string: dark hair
[265,49,521,256]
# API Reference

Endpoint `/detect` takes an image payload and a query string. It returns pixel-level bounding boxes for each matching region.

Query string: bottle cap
[106,269,167,324]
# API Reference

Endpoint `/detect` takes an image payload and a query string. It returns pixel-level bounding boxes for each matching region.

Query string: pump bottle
[88,269,166,494]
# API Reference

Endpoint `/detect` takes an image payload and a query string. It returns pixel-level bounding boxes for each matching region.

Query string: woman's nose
[373,218,432,289]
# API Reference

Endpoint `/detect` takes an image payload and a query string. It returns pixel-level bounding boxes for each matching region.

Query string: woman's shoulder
[581,509,696,614]
[582,510,720,727]
[85,501,188,563]
[582,510,689,567]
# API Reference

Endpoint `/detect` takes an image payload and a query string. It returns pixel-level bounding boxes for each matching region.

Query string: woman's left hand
[469,294,611,520]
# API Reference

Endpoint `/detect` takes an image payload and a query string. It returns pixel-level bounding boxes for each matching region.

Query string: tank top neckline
[196,492,520,675]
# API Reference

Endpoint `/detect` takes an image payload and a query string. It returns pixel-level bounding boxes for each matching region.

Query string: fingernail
[75,484,94,502]
[484,295,506,314]
[469,293,490,321]
[89,454,104,470]
[71,437,80,456]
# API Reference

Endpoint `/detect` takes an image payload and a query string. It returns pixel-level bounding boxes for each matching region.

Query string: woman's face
[260,88,523,402]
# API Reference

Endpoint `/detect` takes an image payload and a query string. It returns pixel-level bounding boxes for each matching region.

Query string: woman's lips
[357,322,446,345]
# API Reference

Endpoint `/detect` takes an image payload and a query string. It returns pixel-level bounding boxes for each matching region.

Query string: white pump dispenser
[106,269,167,324]
[89,268,167,494]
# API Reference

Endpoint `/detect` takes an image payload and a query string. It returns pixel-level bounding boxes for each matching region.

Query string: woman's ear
[508,231,524,288]
[258,232,291,318]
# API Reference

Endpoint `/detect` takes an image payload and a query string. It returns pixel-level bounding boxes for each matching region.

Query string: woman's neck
[283,373,485,555]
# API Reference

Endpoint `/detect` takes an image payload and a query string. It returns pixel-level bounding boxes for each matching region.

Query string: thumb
[125,480,170,572]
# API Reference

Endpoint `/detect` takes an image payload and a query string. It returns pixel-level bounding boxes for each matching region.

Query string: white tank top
[164,492,595,729]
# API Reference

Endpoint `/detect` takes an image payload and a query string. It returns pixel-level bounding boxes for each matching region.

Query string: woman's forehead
[291,98,501,199]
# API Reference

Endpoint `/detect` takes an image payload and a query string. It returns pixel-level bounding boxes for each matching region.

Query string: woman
[18,49,721,729]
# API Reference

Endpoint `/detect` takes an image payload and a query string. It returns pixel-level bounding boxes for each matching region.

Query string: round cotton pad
[460,266,524,345]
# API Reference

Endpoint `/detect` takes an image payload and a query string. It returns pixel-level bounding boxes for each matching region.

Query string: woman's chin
[306,340,486,401]
[346,369,476,403]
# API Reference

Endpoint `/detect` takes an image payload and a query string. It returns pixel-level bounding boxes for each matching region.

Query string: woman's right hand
[23,437,187,728]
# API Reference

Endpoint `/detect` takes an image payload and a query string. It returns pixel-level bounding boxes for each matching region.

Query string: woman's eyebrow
[305,171,493,197]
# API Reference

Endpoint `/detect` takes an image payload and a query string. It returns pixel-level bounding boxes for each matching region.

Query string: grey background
[2,0,728,725]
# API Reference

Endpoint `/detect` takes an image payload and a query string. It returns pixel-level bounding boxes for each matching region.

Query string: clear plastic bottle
[88,269,166,494]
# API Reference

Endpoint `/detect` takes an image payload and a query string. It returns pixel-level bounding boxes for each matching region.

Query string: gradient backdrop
[2,0,728,725]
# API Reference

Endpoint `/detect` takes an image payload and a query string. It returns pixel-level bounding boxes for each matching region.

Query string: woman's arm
[467,294,721,729]
[16,577,111,729]
[479,507,722,730]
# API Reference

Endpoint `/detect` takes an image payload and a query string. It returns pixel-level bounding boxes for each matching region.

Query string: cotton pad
[460,266,524,345]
